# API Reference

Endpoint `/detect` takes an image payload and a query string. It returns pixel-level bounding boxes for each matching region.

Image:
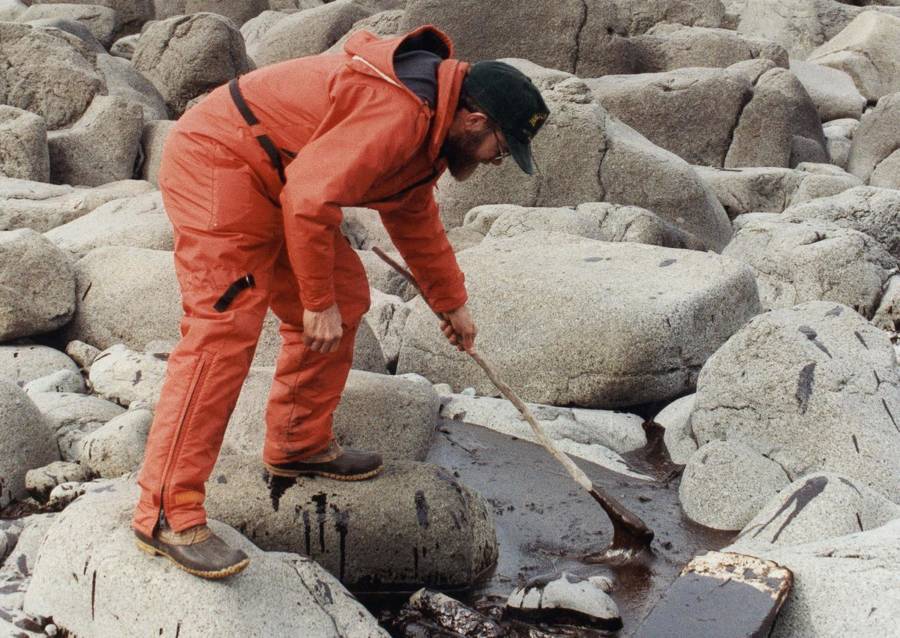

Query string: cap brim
[504,131,535,175]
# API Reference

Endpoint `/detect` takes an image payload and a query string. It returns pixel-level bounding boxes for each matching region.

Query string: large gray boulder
[0,229,76,341]
[139,119,175,186]
[356,249,415,300]
[132,13,250,117]
[44,191,173,256]
[678,440,791,530]
[469,202,707,250]
[870,148,900,189]
[790,60,866,121]
[221,368,440,462]
[0,345,80,387]
[26,15,107,54]
[873,273,900,331]
[47,95,143,187]
[401,0,725,77]
[0,511,57,634]
[823,117,858,169]
[721,519,900,638]
[29,391,125,461]
[627,24,788,73]
[154,0,269,26]
[0,106,50,182]
[0,177,155,232]
[0,381,58,509]
[61,246,180,350]
[19,3,118,47]
[206,455,498,590]
[0,0,26,21]
[25,460,88,501]
[78,407,152,477]
[251,0,371,67]
[0,22,105,130]
[724,66,829,168]
[731,472,900,551]
[88,343,168,407]
[690,301,900,501]
[324,7,404,55]
[23,480,388,637]
[398,232,761,408]
[694,164,861,219]
[738,0,900,59]
[654,393,697,464]
[723,217,897,319]
[808,11,900,101]
[95,53,169,122]
[435,60,733,252]
[30,0,154,37]
[781,186,900,261]
[23,368,86,395]
[240,9,290,63]
[110,31,138,58]
[847,92,900,186]
[586,67,755,168]
[363,289,411,367]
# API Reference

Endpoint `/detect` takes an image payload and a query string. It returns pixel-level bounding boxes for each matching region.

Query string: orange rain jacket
[177,24,470,314]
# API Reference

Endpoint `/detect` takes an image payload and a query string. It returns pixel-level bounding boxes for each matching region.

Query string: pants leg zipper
[156,353,211,532]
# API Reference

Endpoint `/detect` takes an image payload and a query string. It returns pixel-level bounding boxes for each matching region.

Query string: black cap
[462,61,550,175]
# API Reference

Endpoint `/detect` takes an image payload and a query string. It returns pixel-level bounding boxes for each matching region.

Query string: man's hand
[303,304,343,353]
[440,304,477,352]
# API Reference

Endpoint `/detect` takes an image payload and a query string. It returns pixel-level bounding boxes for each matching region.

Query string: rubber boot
[134,522,250,579]
[264,441,383,480]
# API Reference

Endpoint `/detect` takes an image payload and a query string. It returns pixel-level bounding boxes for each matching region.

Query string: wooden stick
[372,247,654,552]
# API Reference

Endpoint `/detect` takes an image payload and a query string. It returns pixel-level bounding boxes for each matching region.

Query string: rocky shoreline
[2,0,899,636]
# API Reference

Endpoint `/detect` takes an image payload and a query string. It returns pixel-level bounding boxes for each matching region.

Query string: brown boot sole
[263,463,384,481]
[134,538,250,580]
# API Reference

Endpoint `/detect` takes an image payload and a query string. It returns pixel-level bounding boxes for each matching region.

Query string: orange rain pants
[132,25,469,537]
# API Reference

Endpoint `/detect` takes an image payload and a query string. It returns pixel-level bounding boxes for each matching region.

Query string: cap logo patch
[529,112,547,129]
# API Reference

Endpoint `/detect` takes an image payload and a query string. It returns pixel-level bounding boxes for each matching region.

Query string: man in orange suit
[131,24,549,578]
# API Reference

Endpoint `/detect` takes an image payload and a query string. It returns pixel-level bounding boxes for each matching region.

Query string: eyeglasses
[492,128,511,162]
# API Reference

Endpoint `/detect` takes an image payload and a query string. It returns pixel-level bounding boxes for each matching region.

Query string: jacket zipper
[156,353,211,530]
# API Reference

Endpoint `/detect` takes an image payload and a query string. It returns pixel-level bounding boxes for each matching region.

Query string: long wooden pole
[372,247,654,553]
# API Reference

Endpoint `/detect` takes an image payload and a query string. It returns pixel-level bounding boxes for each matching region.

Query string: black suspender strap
[213,273,255,312]
[228,79,287,184]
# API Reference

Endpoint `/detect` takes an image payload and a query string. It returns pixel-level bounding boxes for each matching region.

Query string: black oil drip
[837,476,862,496]
[882,399,899,433]
[333,506,349,583]
[795,362,816,414]
[90,570,96,620]
[412,546,419,578]
[302,510,311,556]
[798,326,831,358]
[266,474,296,512]
[414,490,429,528]
[751,475,828,542]
[312,493,328,553]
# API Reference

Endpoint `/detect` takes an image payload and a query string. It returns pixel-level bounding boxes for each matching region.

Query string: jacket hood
[343,24,453,79]
[344,25,468,162]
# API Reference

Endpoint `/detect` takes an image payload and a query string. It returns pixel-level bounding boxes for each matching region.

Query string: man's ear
[464,110,490,132]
